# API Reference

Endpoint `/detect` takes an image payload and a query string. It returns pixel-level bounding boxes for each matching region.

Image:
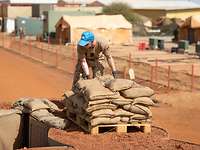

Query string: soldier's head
[78,31,95,49]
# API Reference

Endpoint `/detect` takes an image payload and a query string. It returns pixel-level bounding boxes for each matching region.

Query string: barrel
[158,39,164,50]
[178,40,189,50]
[195,42,200,53]
[149,38,158,49]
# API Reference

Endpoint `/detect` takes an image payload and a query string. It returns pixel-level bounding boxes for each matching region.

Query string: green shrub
[102,2,142,25]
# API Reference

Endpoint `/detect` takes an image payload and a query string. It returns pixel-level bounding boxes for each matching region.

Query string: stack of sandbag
[0,109,23,150]
[64,75,155,127]
[12,98,68,129]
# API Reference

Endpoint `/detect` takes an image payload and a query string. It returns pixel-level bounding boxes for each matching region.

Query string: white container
[4,18,15,33]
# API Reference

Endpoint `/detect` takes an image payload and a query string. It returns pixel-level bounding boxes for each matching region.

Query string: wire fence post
[56,48,58,68]
[2,33,4,48]
[48,36,50,50]
[19,38,22,54]
[128,53,132,69]
[41,48,43,63]
[155,59,158,82]
[191,64,194,91]
[9,35,11,49]
[29,37,31,56]
[150,65,153,87]
[167,65,171,92]
[72,43,76,67]
[123,66,127,79]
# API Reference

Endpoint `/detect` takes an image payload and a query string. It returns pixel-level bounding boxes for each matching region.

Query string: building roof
[56,15,132,29]
[0,0,58,4]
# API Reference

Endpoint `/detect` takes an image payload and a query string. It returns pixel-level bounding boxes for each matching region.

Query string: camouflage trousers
[72,60,105,89]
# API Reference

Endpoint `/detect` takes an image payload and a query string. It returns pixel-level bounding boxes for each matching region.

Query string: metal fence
[0,33,200,92]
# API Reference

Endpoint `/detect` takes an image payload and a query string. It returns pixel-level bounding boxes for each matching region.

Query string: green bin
[158,39,165,50]
[195,42,200,53]
[149,38,158,49]
[178,40,189,50]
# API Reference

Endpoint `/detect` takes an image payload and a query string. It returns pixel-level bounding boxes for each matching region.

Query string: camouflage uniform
[72,37,111,87]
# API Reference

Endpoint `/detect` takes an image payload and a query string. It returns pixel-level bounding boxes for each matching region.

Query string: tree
[102,3,142,25]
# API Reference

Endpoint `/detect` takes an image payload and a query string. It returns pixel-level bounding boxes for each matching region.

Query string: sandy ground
[0,47,200,146]
[0,48,72,102]
[152,91,200,144]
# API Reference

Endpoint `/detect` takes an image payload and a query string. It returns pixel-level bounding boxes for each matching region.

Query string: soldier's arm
[81,58,89,77]
[77,46,90,77]
[103,45,116,72]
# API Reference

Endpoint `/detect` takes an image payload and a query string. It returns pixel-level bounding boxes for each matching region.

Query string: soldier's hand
[112,71,118,78]
[85,75,92,79]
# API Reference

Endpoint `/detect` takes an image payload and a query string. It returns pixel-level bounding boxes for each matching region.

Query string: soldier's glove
[85,75,90,79]
[112,71,117,79]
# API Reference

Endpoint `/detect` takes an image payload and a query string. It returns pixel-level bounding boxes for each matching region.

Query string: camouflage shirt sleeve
[99,40,111,59]
[77,45,86,60]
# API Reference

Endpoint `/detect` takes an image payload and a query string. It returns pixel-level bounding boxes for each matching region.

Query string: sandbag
[123,104,152,116]
[12,98,31,113]
[86,104,117,113]
[0,109,21,116]
[120,117,130,123]
[32,109,67,129]
[63,91,74,98]
[130,114,149,121]
[23,99,50,111]
[38,116,67,129]
[114,109,134,117]
[41,99,59,111]
[88,99,111,106]
[0,113,23,150]
[105,79,134,91]
[111,96,134,106]
[90,117,121,126]
[133,97,155,106]
[77,79,119,100]
[121,86,154,98]
[91,109,114,117]
[31,109,52,119]
[96,74,114,85]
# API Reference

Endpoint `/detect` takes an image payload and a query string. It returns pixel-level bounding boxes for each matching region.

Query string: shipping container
[3,18,15,33]
[16,17,43,36]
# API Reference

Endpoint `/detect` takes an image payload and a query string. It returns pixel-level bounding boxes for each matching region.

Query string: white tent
[55,15,133,44]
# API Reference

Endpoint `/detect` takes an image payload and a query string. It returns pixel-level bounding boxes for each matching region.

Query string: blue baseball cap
[78,31,95,46]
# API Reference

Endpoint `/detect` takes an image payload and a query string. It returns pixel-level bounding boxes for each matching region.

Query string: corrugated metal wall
[16,17,43,36]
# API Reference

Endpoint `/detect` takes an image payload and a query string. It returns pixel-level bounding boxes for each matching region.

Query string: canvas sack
[105,79,134,92]
[77,79,119,100]
[86,104,117,113]
[121,86,154,98]
[133,97,155,106]
[91,117,120,126]
[123,104,152,116]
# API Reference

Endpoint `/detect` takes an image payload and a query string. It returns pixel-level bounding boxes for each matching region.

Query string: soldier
[72,31,117,88]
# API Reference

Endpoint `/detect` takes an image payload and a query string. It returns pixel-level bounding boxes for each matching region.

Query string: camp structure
[55,15,132,44]
[178,15,200,43]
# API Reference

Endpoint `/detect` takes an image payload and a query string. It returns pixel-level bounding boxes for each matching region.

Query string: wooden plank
[91,126,99,135]
[143,124,151,134]
[66,110,151,135]
[116,125,127,133]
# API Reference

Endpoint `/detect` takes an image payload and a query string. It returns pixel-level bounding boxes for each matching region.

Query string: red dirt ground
[0,47,200,148]
[0,48,72,102]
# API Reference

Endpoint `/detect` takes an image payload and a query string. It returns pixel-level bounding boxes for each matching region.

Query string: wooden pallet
[67,111,151,135]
